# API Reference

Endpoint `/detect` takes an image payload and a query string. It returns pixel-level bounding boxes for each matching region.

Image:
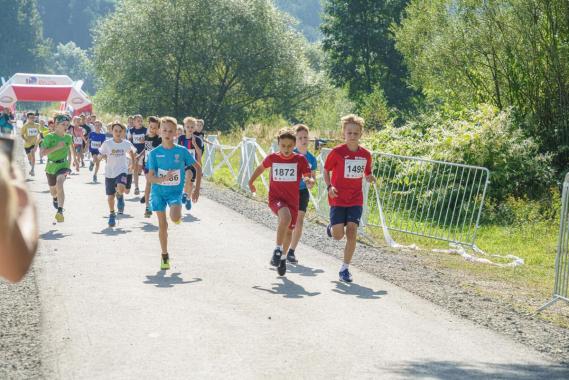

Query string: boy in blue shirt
[87,120,107,183]
[146,117,202,270]
[287,124,317,263]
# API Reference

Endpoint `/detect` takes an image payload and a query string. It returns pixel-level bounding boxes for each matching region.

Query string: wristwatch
[327,184,332,191]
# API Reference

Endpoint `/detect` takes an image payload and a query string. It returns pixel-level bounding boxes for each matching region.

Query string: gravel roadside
[201,180,569,364]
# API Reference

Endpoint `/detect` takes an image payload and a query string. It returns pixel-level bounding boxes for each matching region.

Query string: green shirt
[42,133,72,174]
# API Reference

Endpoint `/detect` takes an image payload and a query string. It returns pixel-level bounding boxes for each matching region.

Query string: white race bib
[132,134,145,144]
[27,128,38,137]
[73,136,83,145]
[158,169,181,186]
[91,141,102,149]
[344,159,366,179]
[272,163,297,182]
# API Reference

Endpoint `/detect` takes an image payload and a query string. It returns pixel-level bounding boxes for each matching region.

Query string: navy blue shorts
[105,173,128,195]
[330,206,363,226]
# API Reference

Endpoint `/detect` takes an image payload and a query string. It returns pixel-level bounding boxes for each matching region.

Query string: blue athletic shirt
[294,148,317,190]
[130,127,147,154]
[88,132,107,152]
[147,145,196,195]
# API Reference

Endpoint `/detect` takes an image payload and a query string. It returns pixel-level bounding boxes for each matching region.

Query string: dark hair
[148,116,161,125]
[277,128,296,142]
[26,112,35,117]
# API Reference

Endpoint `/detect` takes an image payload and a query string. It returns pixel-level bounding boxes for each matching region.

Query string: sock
[275,245,283,253]
[53,197,58,204]
[110,210,115,214]
[287,248,295,256]
[162,253,169,261]
[340,263,349,272]
[280,255,287,261]
[57,207,63,213]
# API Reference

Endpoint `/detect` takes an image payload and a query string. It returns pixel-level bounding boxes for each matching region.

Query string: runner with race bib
[146,117,202,271]
[177,117,201,211]
[323,114,375,283]
[129,115,147,196]
[248,128,313,276]
[141,116,162,218]
[87,121,107,183]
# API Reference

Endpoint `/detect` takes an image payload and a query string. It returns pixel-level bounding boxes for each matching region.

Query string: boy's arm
[191,162,202,203]
[323,169,338,198]
[248,164,266,193]
[147,169,173,184]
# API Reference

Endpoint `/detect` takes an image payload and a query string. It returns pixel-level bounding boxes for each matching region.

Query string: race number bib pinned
[28,128,38,137]
[132,134,145,144]
[73,136,83,145]
[344,159,366,179]
[158,169,181,186]
[91,141,102,149]
[272,163,297,182]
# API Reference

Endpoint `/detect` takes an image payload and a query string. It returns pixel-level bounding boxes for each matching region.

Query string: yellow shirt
[21,122,40,148]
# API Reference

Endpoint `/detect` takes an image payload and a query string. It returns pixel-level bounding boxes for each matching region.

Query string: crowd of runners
[14,111,375,283]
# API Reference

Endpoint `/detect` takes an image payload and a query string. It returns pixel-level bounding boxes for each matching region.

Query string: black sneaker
[326,224,332,238]
[278,258,287,276]
[139,195,146,204]
[286,250,298,264]
[52,198,58,210]
[270,248,282,267]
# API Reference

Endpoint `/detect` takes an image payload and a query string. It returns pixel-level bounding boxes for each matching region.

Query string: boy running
[40,114,74,222]
[178,117,201,211]
[69,116,87,172]
[248,128,314,276]
[140,116,162,217]
[98,122,137,227]
[129,114,147,195]
[287,124,317,264]
[20,112,40,176]
[146,117,202,270]
[87,121,107,183]
[324,115,375,283]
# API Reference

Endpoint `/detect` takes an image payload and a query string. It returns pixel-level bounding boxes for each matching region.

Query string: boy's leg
[290,210,306,250]
[157,211,168,254]
[276,207,292,246]
[107,194,115,211]
[169,204,182,223]
[343,222,358,265]
[55,174,66,208]
[133,158,141,193]
[283,229,293,258]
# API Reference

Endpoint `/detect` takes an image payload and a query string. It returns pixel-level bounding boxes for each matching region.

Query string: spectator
[0,109,14,135]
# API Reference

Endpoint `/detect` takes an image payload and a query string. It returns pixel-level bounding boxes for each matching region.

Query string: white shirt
[99,139,136,178]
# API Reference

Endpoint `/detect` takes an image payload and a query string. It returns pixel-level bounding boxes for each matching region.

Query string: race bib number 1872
[344,159,366,179]
[157,169,181,186]
[272,163,297,182]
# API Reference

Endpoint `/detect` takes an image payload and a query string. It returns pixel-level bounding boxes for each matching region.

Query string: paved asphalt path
[28,160,568,379]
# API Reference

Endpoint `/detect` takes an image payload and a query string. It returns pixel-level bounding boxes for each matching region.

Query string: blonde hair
[341,114,365,131]
[294,124,309,134]
[0,154,17,241]
[161,116,178,129]
[183,116,197,125]
[277,128,296,142]
[109,121,126,131]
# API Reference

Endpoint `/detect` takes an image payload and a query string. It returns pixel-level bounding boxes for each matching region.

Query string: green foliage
[395,0,569,164]
[50,42,95,93]
[321,0,415,110]
[93,0,321,130]
[0,0,49,77]
[368,104,556,202]
[358,86,395,130]
[274,0,322,42]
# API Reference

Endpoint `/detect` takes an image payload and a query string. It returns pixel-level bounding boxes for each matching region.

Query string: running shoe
[144,208,152,218]
[134,187,140,196]
[278,258,287,276]
[52,198,58,210]
[89,161,94,171]
[29,168,35,177]
[173,219,182,225]
[117,195,125,214]
[185,199,192,211]
[182,193,188,204]
[140,195,145,204]
[81,161,85,168]
[93,175,97,183]
[339,268,353,283]
[287,251,298,264]
[108,212,116,227]
[270,248,282,267]
[55,211,64,223]
[326,224,332,238]
[160,256,170,270]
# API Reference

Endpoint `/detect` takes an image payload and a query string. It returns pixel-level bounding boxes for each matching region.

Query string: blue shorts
[150,191,183,212]
[90,149,100,156]
[105,173,128,195]
[330,206,363,226]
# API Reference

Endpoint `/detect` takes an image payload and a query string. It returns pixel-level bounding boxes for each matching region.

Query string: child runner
[248,128,314,276]
[146,117,202,270]
[324,114,375,283]
[129,114,147,195]
[38,119,49,164]
[20,112,40,176]
[87,121,107,183]
[99,122,137,227]
[69,116,86,172]
[287,124,318,264]
[40,114,74,222]
[120,126,135,196]
[178,117,201,211]
[140,116,162,217]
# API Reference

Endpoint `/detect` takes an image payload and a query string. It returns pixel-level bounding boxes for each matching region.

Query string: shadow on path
[40,230,70,241]
[92,227,131,236]
[331,281,387,300]
[287,263,325,277]
[253,277,320,299]
[386,360,569,380]
[143,272,202,288]
[182,214,200,223]
[31,190,51,194]
[140,222,159,232]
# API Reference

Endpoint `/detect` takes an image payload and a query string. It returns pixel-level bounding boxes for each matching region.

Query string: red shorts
[269,199,298,230]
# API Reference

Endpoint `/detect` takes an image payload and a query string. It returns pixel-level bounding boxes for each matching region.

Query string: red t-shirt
[262,152,311,208]
[324,144,372,207]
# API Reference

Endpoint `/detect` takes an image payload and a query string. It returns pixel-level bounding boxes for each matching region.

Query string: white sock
[280,255,287,261]
[340,263,349,272]
[275,245,283,253]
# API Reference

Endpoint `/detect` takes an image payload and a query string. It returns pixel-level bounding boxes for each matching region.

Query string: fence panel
[538,173,569,311]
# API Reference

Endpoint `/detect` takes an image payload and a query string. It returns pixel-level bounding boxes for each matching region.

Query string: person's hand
[57,141,65,149]
[328,185,339,198]
[304,177,315,189]
[248,182,256,194]
[192,187,200,203]
[161,170,176,183]
[366,174,376,184]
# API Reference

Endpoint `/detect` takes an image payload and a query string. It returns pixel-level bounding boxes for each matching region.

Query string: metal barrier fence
[538,173,569,311]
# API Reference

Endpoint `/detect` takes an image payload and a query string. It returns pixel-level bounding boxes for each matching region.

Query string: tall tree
[93,0,320,130]
[0,0,49,77]
[50,42,95,93]
[321,0,414,110]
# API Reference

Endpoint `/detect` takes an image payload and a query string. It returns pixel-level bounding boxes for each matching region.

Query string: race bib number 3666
[344,159,366,179]
[272,163,297,182]
[158,169,181,186]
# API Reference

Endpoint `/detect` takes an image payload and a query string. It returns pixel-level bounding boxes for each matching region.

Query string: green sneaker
[160,256,170,270]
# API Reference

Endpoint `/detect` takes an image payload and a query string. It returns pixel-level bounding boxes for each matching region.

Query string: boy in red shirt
[324,114,375,283]
[249,129,314,276]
